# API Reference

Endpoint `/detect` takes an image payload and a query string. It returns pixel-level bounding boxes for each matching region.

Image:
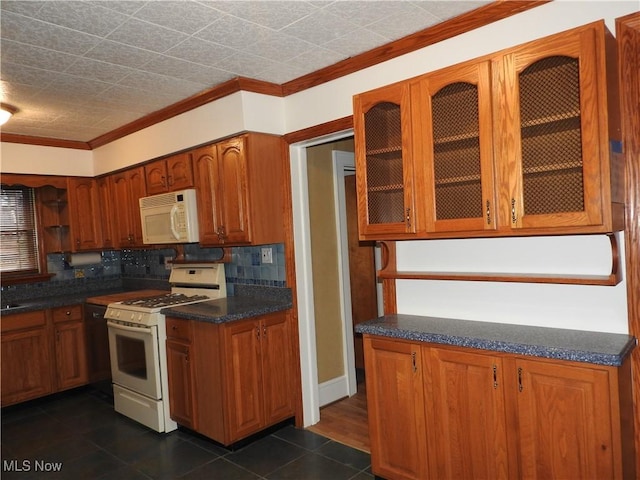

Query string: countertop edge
[355,314,636,367]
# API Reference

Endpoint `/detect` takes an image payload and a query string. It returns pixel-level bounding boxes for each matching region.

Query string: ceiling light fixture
[0,104,18,126]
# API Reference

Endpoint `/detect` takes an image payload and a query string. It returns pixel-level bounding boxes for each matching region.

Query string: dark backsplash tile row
[2,243,287,302]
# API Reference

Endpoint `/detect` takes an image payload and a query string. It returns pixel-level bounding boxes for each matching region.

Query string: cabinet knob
[511,198,517,224]
[486,200,491,225]
[405,208,411,228]
[65,310,71,316]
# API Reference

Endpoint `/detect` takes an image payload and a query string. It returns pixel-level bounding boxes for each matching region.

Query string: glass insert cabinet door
[496,26,605,230]
[412,60,497,234]
[353,81,417,238]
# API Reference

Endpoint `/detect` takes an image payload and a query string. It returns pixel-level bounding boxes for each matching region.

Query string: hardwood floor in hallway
[307,379,370,453]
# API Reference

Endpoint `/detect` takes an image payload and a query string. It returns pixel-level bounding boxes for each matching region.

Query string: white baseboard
[318,375,349,407]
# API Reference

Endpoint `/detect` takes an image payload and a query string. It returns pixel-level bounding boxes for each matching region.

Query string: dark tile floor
[1,387,373,479]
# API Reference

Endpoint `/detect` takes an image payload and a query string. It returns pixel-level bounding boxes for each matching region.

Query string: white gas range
[105,263,226,432]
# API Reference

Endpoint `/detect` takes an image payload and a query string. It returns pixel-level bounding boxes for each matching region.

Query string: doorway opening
[290,135,380,453]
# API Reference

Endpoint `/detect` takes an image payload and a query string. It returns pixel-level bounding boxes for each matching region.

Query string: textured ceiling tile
[214,51,275,79]
[255,61,309,85]
[101,84,186,109]
[0,1,46,16]
[87,1,148,16]
[413,1,490,21]
[244,31,314,62]
[282,9,357,45]
[369,4,440,41]
[195,14,273,50]
[133,1,224,34]
[164,36,236,67]
[212,1,318,30]
[287,46,346,71]
[142,56,234,85]
[1,40,79,73]
[117,70,206,97]
[106,17,190,53]
[64,57,136,84]
[41,75,112,99]
[324,27,390,57]
[33,1,129,37]
[84,39,161,68]
[324,1,416,28]
[0,11,101,55]
[0,62,57,88]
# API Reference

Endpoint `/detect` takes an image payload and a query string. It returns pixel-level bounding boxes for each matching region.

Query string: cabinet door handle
[405,208,411,229]
[486,200,491,225]
[518,367,523,392]
[511,198,517,224]
[492,364,498,389]
[411,351,417,372]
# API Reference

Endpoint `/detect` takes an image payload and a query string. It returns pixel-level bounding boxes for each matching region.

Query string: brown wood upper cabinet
[492,21,623,234]
[353,81,417,238]
[354,21,623,241]
[67,177,103,251]
[412,59,497,234]
[109,167,147,247]
[192,133,285,246]
[144,152,194,195]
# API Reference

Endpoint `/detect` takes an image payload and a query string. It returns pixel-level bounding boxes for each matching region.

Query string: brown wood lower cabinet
[52,305,88,390]
[165,311,295,446]
[1,305,88,407]
[363,335,635,480]
[1,310,53,406]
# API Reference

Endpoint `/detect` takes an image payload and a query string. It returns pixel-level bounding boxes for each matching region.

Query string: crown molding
[0,133,91,150]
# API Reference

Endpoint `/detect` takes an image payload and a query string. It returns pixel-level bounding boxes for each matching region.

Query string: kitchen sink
[1,303,25,311]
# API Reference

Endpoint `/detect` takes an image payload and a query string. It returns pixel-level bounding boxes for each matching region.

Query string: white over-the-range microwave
[139,189,199,244]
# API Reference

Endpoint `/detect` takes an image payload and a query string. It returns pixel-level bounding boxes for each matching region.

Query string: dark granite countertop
[161,295,292,324]
[2,285,292,326]
[355,314,636,367]
[1,289,126,315]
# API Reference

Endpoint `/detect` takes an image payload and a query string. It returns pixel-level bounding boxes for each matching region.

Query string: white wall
[0,142,93,176]
[395,235,629,334]
[92,92,285,175]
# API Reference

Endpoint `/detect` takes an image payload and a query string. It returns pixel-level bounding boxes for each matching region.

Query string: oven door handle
[107,320,151,334]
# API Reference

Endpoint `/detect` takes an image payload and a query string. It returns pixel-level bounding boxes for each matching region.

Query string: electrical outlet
[261,247,273,264]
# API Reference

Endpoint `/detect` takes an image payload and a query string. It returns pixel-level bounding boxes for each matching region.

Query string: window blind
[0,186,39,274]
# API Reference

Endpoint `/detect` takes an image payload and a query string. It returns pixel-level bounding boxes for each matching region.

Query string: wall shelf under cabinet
[377,235,622,286]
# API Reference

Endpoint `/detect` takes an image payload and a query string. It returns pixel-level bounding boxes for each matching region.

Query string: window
[0,186,40,275]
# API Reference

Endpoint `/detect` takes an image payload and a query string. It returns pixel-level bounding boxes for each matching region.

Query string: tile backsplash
[3,243,286,299]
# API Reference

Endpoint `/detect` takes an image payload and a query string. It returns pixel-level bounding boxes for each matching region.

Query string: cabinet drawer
[52,305,83,323]
[1,310,47,333]
[166,317,192,341]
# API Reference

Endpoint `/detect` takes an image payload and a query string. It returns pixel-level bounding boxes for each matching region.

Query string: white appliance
[139,189,199,244]
[106,263,226,432]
